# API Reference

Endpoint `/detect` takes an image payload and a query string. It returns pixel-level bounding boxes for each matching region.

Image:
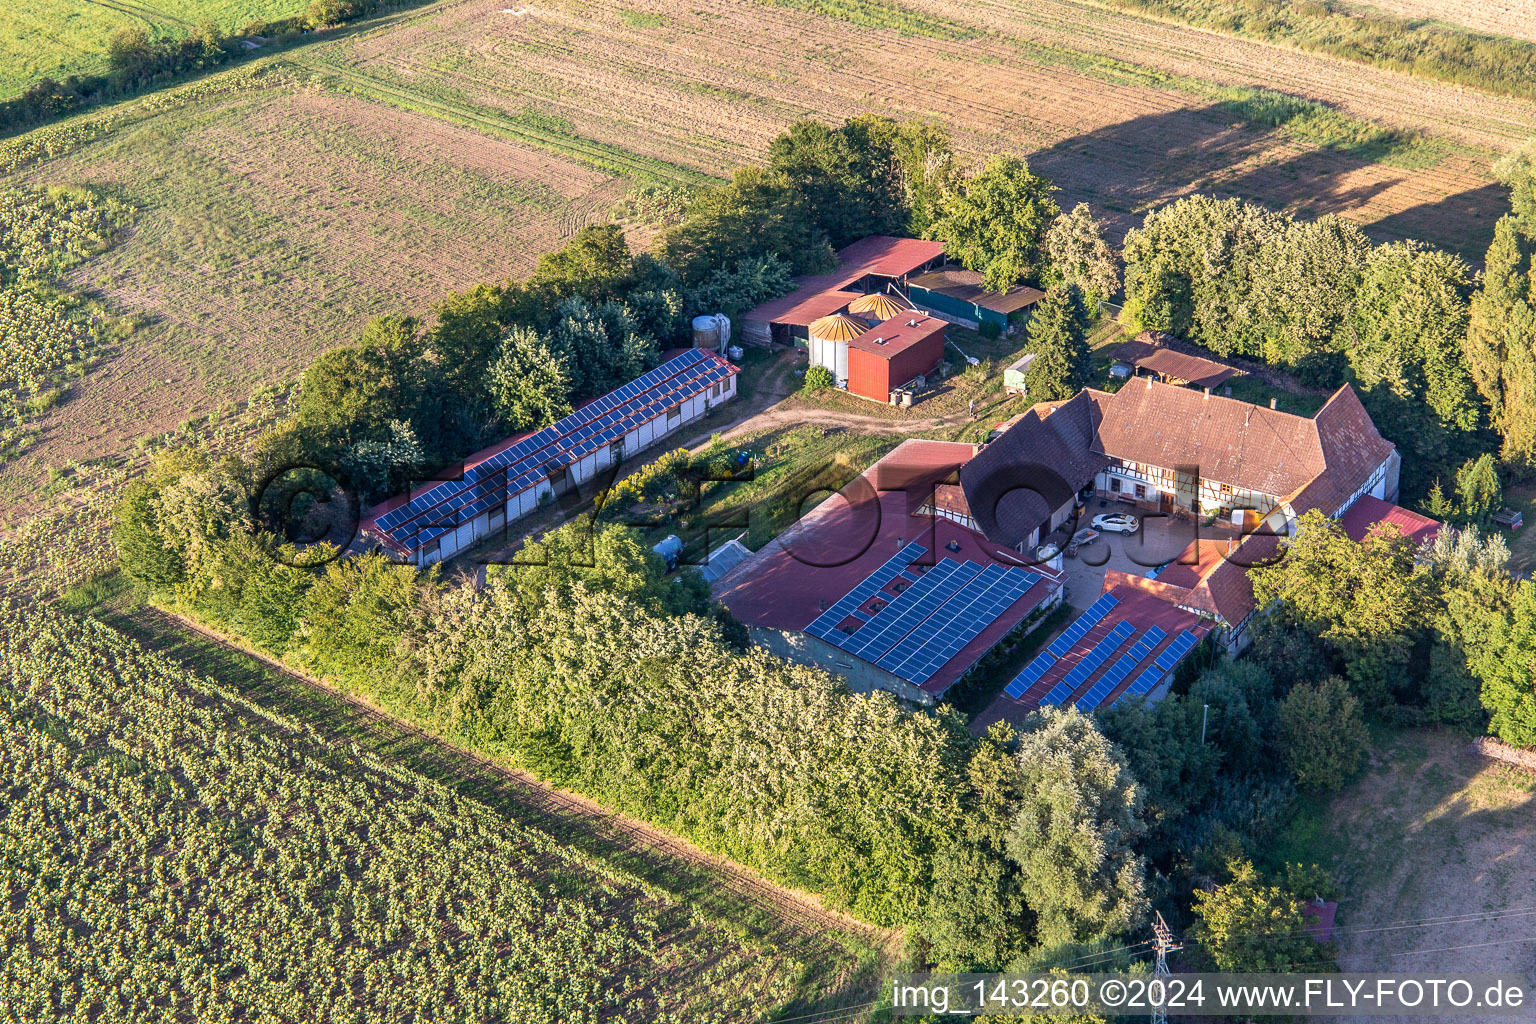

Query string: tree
[1192,860,1328,972]
[1005,707,1147,947]
[296,315,421,446]
[544,295,657,396]
[887,119,962,237]
[1349,241,1480,498]
[662,165,830,284]
[487,326,573,431]
[688,254,794,318]
[1454,452,1502,525]
[931,156,1059,291]
[1250,510,1430,707]
[113,479,185,588]
[527,224,633,302]
[802,365,835,392]
[1022,283,1089,401]
[765,116,905,249]
[1099,692,1222,859]
[1277,677,1368,791]
[1466,578,1536,747]
[106,26,154,77]
[1046,203,1119,305]
[342,419,427,500]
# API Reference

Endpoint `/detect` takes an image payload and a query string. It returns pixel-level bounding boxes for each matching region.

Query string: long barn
[362,348,738,565]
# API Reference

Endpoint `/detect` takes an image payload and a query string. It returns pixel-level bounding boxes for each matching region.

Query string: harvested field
[1342,0,1536,46]
[315,0,1534,259]
[1273,729,1536,1010]
[3,76,628,497]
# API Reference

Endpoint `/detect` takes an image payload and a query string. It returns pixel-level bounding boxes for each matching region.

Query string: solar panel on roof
[1075,626,1166,711]
[837,560,981,661]
[1004,649,1057,700]
[375,350,733,549]
[1046,593,1121,658]
[874,565,1039,683]
[802,544,928,639]
[1120,630,1200,703]
[1038,621,1134,706]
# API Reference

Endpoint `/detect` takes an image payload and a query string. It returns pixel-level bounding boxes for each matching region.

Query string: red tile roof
[742,287,863,327]
[713,439,1062,695]
[1339,494,1440,546]
[1112,336,1238,389]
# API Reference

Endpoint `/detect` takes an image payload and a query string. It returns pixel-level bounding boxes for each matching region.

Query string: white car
[1091,512,1140,534]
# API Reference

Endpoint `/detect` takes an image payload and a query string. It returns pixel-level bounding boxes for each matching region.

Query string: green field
[0,2,303,100]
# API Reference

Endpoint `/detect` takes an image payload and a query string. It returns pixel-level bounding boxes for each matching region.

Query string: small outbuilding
[847,313,947,403]
[1004,352,1036,395]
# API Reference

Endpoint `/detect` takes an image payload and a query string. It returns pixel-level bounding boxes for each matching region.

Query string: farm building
[1112,331,1238,390]
[906,267,1045,330]
[739,235,945,346]
[847,313,947,403]
[713,440,1066,705]
[957,377,1409,652]
[362,348,738,566]
[1003,352,1036,395]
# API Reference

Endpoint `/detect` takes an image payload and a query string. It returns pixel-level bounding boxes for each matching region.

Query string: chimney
[1203,387,1210,399]
[1145,376,1153,390]
[1270,397,1277,410]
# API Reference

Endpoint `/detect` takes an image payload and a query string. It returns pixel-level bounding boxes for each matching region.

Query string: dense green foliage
[930,156,1059,292]
[0,605,791,1022]
[1045,203,1119,307]
[1191,861,1332,973]
[1122,195,1487,496]
[1277,676,1367,792]
[1096,0,1536,102]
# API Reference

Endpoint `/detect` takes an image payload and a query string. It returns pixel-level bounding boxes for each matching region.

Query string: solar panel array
[1046,592,1120,658]
[1075,626,1167,710]
[371,349,735,550]
[801,549,1041,686]
[1039,620,1134,706]
[877,564,1039,684]
[1118,630,1201,705]
[802,543,927,640]
[1003,650,1056,700]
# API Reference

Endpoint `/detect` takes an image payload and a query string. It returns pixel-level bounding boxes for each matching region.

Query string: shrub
[803,365,835,391]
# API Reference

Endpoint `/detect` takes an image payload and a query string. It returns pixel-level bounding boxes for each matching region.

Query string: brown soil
[1360,0,1536,44]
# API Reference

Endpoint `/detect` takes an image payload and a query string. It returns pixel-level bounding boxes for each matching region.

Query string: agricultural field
[0,62,665,508]
[316,0,1534,258]
[1360,0,1536,44]
[0,1,302,99]
[1271,730,1536,981]
[0,605,821,1022]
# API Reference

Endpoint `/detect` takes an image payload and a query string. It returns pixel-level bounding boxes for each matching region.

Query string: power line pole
[1151,911,1183,1024]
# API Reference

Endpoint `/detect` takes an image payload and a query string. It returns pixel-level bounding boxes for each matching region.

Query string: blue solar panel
[837,560,982,661]
[1075,626,1167,711]
[877,566,1039,684]
[1004,649,1056,700]
[802,544,928,639]
[374,350,731,547]
[1039,620,1134,706]
[1047,593,1121,658]
[1120,630,1200,704]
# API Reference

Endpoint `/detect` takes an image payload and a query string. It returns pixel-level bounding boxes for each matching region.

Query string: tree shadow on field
[1024,102,1506,262]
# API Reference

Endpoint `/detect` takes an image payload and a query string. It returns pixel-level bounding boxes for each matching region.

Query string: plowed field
[311,0,1535,259]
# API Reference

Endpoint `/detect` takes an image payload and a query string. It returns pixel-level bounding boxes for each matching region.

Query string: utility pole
[1151,911,1183,1024]
[1201,703,1209,744]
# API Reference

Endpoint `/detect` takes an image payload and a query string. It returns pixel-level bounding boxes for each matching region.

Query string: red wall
[848,328,946,400]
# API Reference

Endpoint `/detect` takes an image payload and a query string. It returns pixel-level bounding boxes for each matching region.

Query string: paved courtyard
[1054,504,1243,609]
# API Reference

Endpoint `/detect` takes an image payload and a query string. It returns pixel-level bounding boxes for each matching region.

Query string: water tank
[692,315,721,349]
[726,345,743,361]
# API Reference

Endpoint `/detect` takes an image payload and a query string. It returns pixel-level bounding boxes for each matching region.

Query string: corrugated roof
[848,312,946,357]
[909,267,1046,314]
[748,287,863,327]
[1339,494,1440,546]
[743,235,943,325]
[1112,337,1238,389]
[847,291,913,320]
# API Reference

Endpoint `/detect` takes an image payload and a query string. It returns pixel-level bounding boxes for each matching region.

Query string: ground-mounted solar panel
[838,560,981,661]
[1004,649,1057,699]
[891,567,1040,684]
[1075,626,1167,711]
[1047,592,1121,658]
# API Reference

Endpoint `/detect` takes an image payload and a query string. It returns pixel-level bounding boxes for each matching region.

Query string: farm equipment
[1495,508,1524,530]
